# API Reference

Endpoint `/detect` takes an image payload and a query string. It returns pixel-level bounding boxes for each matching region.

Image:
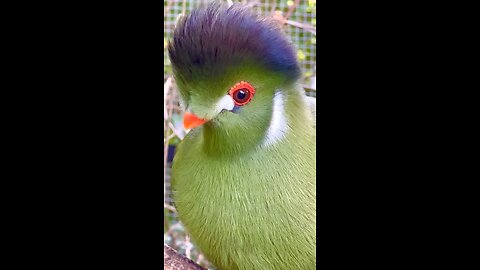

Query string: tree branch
[164,244,207,270]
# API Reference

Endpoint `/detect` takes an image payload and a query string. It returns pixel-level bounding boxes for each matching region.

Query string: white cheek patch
[214,95,235,114]
[262,91,288,148]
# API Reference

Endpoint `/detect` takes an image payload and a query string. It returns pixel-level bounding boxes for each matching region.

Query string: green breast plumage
[171,91,316,270]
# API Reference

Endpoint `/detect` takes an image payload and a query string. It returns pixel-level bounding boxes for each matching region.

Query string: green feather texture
[170,3,316,270]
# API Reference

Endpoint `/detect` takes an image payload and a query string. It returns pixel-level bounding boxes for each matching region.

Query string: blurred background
[164,0,316,267]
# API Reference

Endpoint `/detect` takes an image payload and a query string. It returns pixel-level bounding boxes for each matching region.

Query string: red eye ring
[228,81,256,106]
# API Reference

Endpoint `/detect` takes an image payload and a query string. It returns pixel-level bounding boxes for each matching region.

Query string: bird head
[168,2,301,154]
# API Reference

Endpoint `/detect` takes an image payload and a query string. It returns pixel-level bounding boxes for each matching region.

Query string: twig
[164,244,206,270]
[164,222,183,238]
[169,122,185,140]
[300,84,316,92]
[167,104,183,111]
[196,254,205,265]
[185,235,192,259]
[164,77,174,204]
[284,0,301,21]
[164,203,177,213]
[164,77,173,120]
[164,133,177,144]
[270,0,277,15]
[182,0,187,17]
[285,19,316,35]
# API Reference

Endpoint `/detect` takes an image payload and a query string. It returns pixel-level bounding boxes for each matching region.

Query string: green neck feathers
[201,85,312,157]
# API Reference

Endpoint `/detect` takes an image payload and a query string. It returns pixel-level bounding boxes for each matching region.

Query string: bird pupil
[236,89,247,100]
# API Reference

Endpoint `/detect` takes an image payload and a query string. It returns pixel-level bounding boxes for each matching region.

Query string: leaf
[297,50,306,61]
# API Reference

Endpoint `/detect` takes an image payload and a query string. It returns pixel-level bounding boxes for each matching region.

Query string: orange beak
[183,112,207,130]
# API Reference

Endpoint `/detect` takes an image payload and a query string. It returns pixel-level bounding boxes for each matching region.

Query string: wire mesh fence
[164,0,316,267]
[164,0,316,95]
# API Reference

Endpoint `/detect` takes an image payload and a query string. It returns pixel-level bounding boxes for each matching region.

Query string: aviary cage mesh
[164,0,316,94]
[164,0,316,266]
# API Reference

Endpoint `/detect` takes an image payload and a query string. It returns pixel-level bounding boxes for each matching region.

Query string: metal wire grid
[164,0,316,96]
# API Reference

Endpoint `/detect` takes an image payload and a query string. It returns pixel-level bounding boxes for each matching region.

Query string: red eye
[229,81,255,106]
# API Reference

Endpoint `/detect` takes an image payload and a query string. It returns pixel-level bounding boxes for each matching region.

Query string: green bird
[168,3,316,270]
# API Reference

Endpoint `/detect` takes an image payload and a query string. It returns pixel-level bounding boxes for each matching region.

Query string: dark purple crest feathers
[168,2,301,84]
